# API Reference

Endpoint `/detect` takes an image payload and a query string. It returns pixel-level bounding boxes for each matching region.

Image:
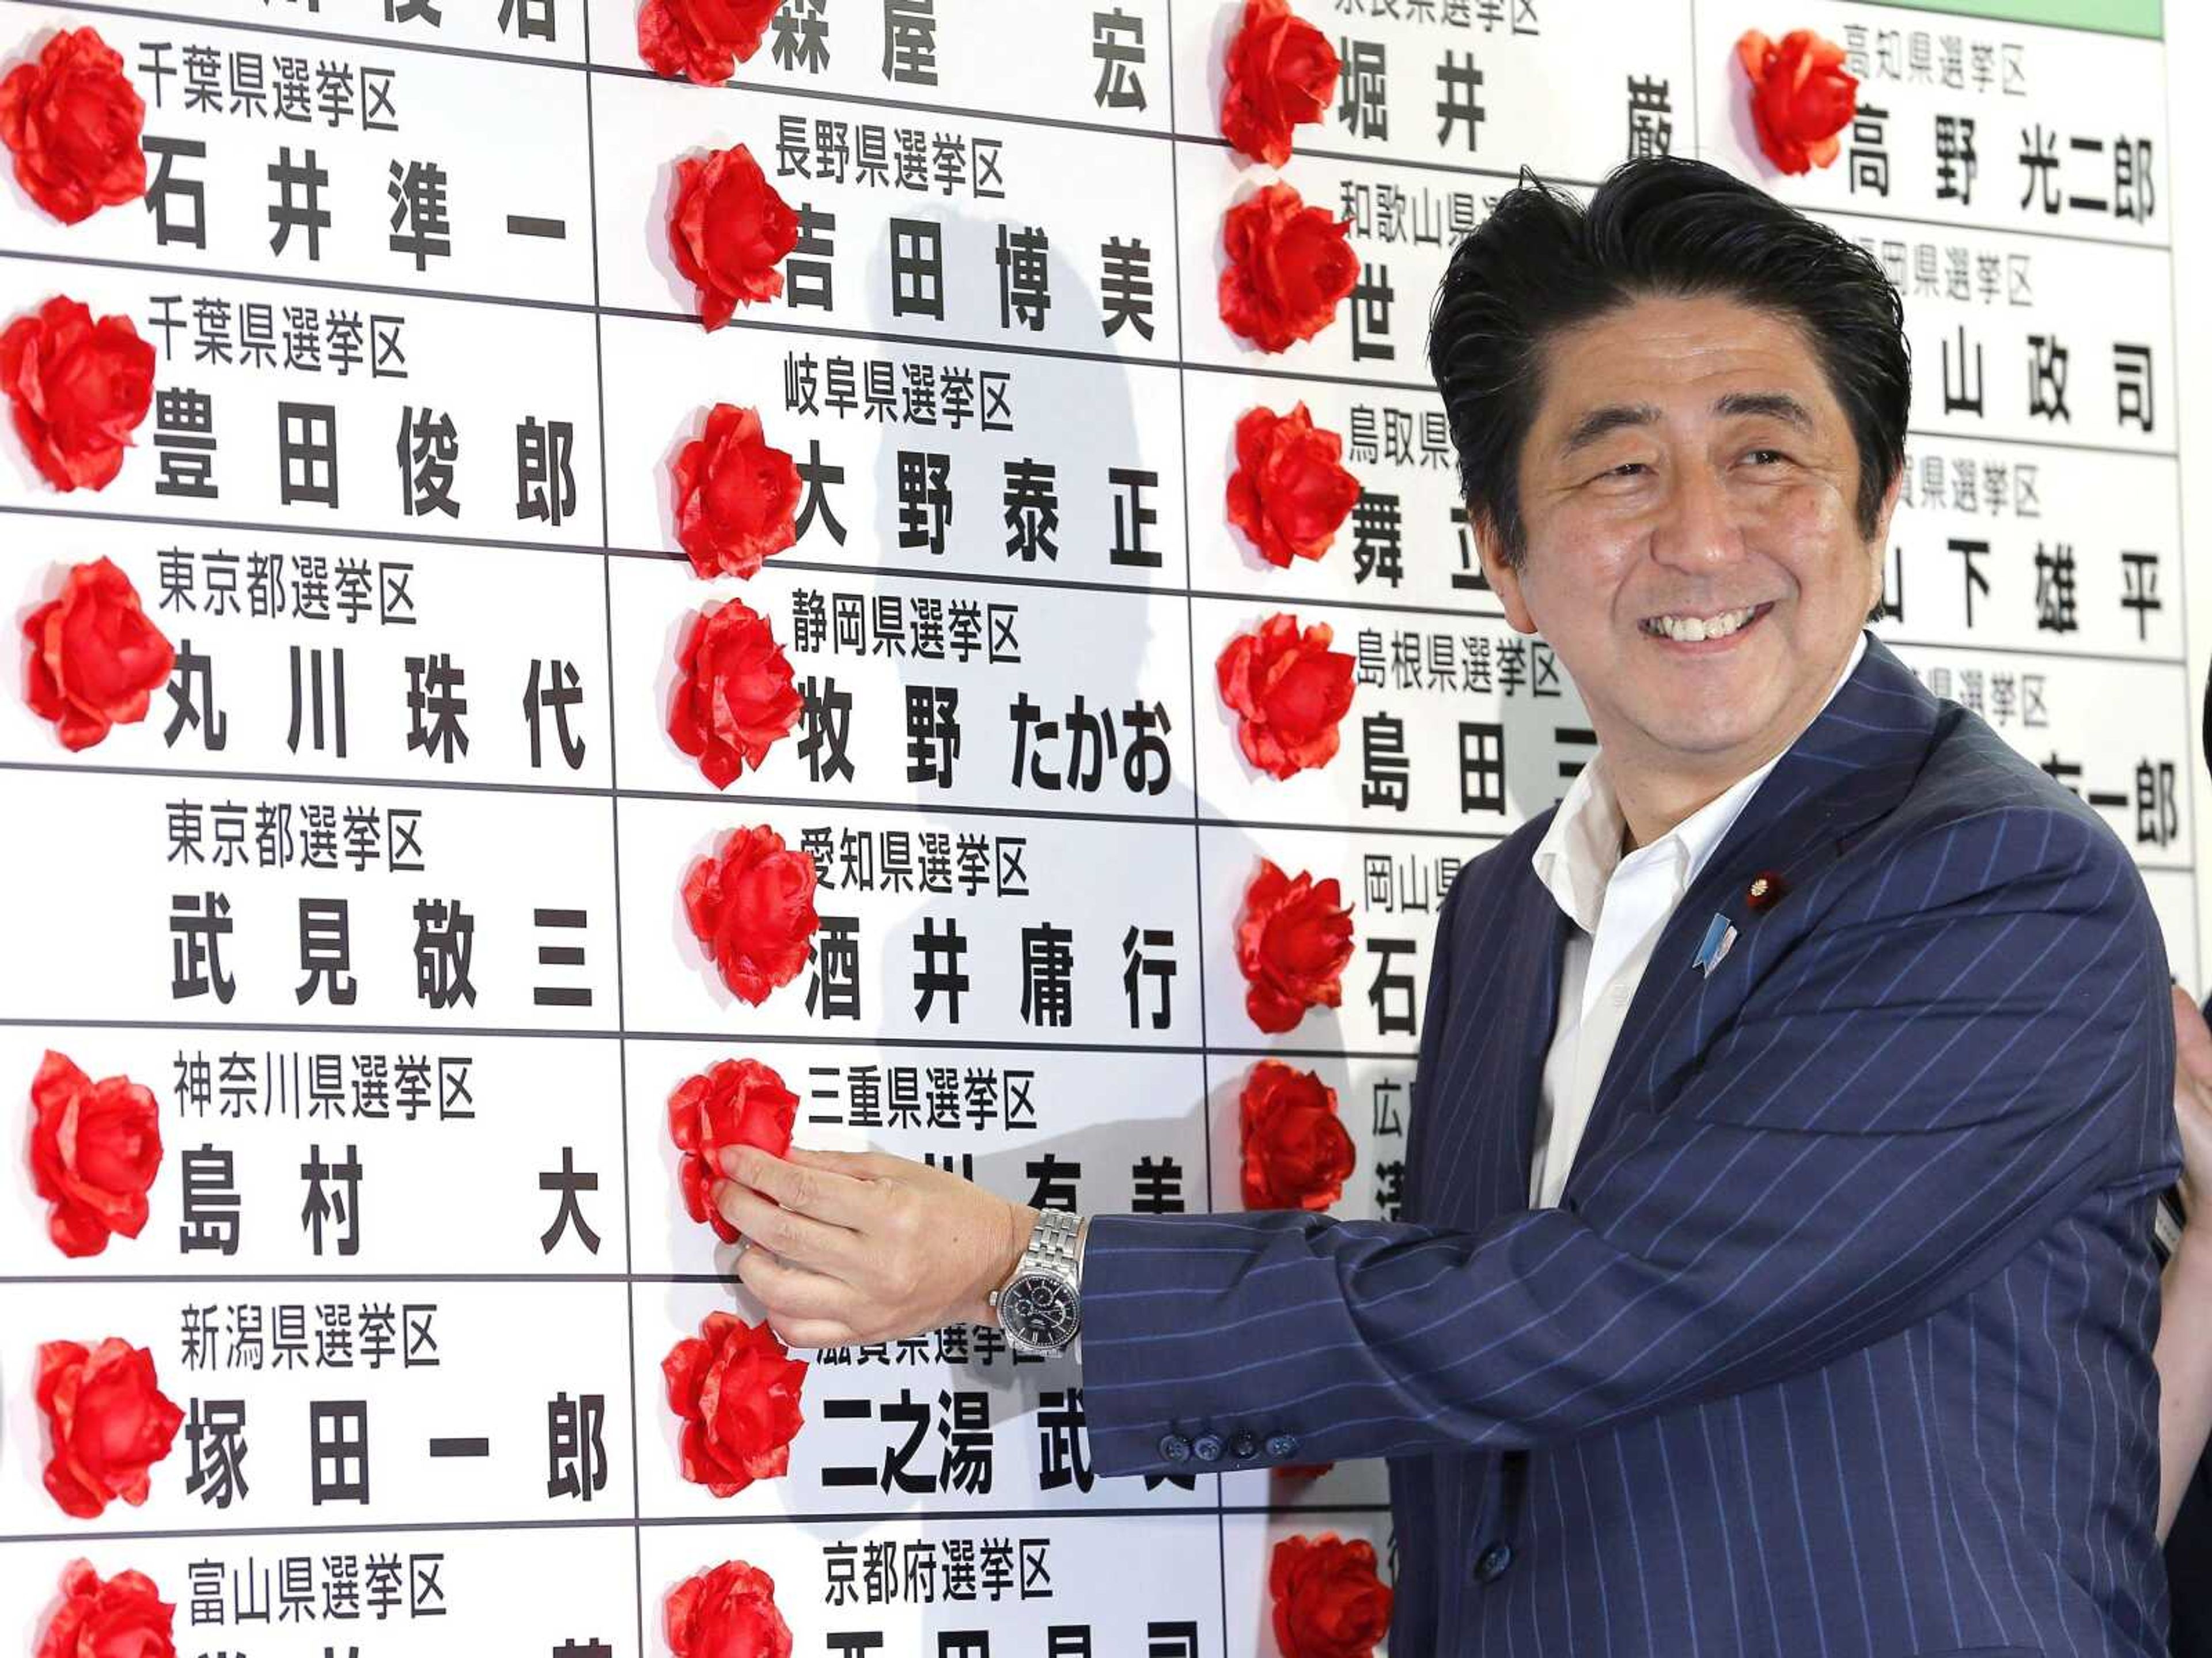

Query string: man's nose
[1649,463,1746,569]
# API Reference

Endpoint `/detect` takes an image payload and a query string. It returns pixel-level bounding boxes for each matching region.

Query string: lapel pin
[1745,870,1789,912]
[1691,912,1738,976]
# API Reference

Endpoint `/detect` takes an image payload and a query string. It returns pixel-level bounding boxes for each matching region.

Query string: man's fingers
[715,1180,860,1276]
[734,1243,850,1326]
[763,1316,851,1350]
[787,1144,901,1181]
[721,1144,879,1225]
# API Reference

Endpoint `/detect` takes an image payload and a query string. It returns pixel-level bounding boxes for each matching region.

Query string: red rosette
[1226,402,1361,569]
[2,296,156,491]
[1219,0,1339,167]
[661,1312,808,1498]
[1218,182,1357,353]
[33,1558,177,1658]
[1238,1059,1355,1212]
[0,28,147,224]
[681,824,819,1005]
[637,0,778,85]
[36,1336,184,1518]
[1269,1532,1393,1658]
[668,596,804,785]
[670,403,801,580]
[668,143,798,330]
[21,557,176,751]
[1734,28,1858,175]
[1236,858,1354,1034]
[665,1557,794,1658]
[668,1057,799,1242]
[1216,612,1355,780]
[28,1048,162,1255]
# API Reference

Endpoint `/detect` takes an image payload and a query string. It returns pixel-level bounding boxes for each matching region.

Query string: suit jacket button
[1158,1434,1191,1463]
[1192,1433,1225,1462]
[1474,1541,1514,1583]
[1265,1433,1298,1458]
[1230,1432,1257,1460]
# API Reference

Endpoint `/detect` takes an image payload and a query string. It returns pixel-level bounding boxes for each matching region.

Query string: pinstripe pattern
[1080,634,2181,1656]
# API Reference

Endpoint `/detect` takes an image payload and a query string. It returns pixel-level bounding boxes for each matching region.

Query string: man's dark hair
[1425,154,1911,573]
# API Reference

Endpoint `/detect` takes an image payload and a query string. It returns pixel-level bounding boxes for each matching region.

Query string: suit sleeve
[1075,805,2181,1477]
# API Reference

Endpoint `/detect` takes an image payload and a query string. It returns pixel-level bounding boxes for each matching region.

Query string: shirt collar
[1532,628,1869,932]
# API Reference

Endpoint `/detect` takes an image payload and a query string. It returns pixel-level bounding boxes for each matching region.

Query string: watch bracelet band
[1021,1207,1082,1277]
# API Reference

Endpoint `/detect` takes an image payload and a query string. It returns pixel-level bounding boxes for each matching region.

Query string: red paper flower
[1270,1533,1393,1658]
[1218,182,1357,353]
[662,1311,808,1497]
[1226,403,1361,569]
[1239,1059,1354,1211]
[34,1559,176,1658]
[671,402,801,580]
[37,1337,184,1518]
[0,28,146,225]
[669,1057,798,1243]
[29,1048,161,1258]
[22,557,176,751]
[2,295,155,490]
[669,597,804,786]
[1734,28,1857,175]
[1236,859,1354,1034]
[1219,0,1339,166]
[637,0,778,85]
[1216,612,1354,779]
[666,1558,794,1658]
[668,143,798,330]
[683,824,819,1005]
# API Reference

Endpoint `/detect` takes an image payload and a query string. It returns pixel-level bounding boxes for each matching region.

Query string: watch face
[1001,1272,1078,1347]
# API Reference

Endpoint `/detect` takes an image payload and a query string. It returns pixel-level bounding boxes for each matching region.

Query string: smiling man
[715,156,2181,1656]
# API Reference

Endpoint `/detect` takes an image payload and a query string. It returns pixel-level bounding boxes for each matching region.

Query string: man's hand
[2172,985,2212,1219]
[713,1144,1038,1349]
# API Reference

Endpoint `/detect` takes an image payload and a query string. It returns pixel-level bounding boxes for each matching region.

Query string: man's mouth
[1639,601,1774,644]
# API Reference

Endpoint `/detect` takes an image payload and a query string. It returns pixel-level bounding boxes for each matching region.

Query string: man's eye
[1744,448,1786,466]
[1603,461,1647,478]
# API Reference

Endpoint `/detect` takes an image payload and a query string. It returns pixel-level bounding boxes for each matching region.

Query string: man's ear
[1864,465,1905,614]
[1472,505,1538,635]
[1873,464,1903,545]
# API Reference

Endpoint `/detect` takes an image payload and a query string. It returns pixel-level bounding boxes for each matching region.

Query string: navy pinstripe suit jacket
[1079,633,2183,1656]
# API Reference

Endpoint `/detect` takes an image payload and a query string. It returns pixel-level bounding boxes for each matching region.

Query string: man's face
[1482,292,1900,789]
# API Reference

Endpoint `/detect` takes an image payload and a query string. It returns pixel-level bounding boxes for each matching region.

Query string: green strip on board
[1851,0,2160,38]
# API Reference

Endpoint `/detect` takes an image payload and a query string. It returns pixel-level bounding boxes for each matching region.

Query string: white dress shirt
[1524,629,1868,1209]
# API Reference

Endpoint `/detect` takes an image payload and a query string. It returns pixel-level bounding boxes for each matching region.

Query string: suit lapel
[1558,633,1941,1200]
[1494,876,1569,1223]
[1418,835,1570,1231]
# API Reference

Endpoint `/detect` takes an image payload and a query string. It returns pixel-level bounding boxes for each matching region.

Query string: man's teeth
[1645,605,1758,642]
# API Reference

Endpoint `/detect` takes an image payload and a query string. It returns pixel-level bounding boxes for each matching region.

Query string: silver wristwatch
[987,1209,1083,1356]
